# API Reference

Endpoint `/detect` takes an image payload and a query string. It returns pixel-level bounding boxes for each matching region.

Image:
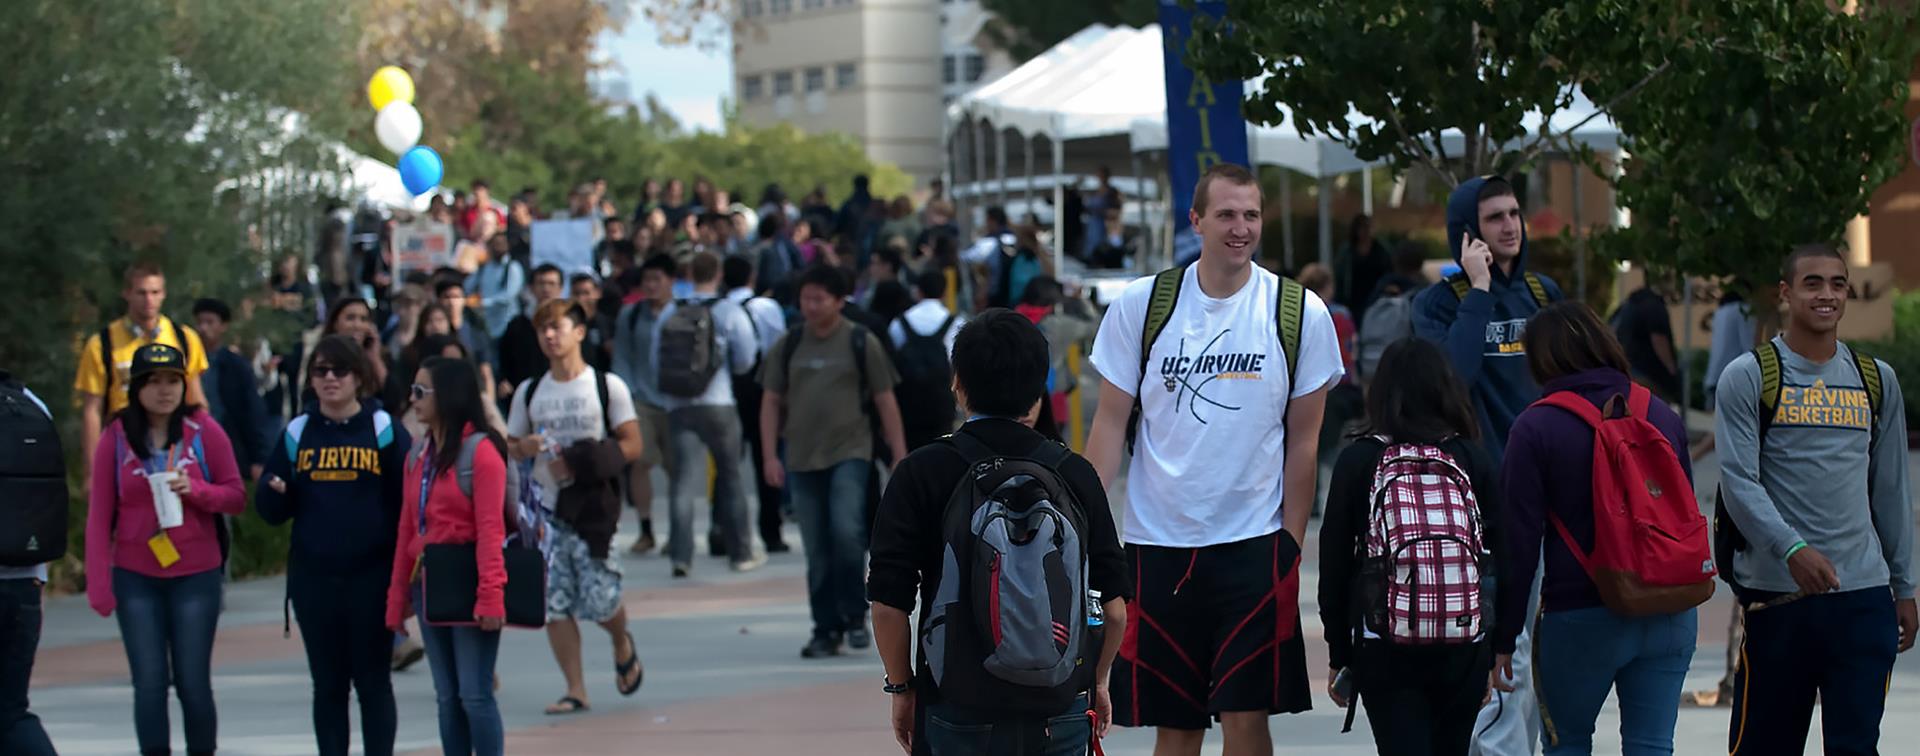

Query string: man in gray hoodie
[1715,244,1916,754]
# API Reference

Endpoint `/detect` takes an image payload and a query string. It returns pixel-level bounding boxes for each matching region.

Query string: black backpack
[0,372,68,566]
[892,314,957,437]
[657,299,721,398]
[921,432,1094,713]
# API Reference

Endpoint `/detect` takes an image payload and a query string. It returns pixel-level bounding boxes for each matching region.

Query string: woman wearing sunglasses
[256,335,412,756]
[86,343,247,756]
[386,356,509,756]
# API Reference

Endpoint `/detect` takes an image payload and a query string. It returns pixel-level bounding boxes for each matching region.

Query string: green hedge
[1855,290,1920,432]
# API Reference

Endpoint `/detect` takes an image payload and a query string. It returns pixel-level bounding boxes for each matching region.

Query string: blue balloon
[398,146,443,196]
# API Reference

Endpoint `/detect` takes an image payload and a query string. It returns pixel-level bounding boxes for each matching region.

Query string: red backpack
[1535,385,1715,616]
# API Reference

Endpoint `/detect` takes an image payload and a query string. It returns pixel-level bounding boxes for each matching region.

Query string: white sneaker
[731,554,768,573]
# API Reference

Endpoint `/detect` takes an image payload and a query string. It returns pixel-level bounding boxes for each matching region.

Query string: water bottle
[1086,589,1104,628]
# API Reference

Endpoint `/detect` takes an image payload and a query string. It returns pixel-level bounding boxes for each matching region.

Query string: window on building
[741,75,763,101]
[834,0,856,5]
[835,62,857,90]
[773,71,794,96]
[965,54,986,83]
[804,67,825,93]
[743,0,764,17]
[803,0,825,9]
[942,55,957,86]
[770,0,792,14]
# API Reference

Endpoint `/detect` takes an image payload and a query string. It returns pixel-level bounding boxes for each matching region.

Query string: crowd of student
[1,161,1915,756]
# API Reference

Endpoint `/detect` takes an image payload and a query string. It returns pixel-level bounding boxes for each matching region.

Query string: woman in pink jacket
[386,355,508,756]
[87,343,246,756]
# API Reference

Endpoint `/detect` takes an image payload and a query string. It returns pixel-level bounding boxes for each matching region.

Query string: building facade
[733,0,1013,186]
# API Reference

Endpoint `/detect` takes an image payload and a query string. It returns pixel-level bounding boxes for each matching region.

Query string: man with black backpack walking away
[657,251,763,576]
[889,269,965,451]
[1715,245,1914,755]
[0,372,62,756]
[869,310,1130,755]
[760,264,909,659]
[1084,163,1345,755]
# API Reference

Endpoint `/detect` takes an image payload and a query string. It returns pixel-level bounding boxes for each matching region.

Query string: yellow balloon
[367,66,415,111]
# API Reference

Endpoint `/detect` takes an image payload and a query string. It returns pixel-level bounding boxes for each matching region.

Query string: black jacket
[1317,436,1505,671]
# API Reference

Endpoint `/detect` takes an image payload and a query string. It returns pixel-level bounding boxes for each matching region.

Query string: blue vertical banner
[1161,0,1250,266]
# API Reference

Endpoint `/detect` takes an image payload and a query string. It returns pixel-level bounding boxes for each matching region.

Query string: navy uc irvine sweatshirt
[255,401,411,574]
[1411,177,1564,455]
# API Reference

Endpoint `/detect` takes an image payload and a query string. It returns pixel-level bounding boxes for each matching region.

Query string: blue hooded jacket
[1410,176,1563,455]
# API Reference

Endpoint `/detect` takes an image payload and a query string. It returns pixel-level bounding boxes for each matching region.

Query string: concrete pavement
[26,453,1920,755]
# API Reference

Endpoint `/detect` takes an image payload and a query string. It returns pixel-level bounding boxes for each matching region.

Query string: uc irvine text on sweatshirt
[255,402,411,575]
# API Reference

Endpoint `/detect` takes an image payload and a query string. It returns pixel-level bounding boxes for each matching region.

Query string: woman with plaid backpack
[1319,337,1507,756]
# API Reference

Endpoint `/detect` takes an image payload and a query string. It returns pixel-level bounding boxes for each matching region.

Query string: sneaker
[764,539,792,554]
[846,627,872,650]
[800,634,843,659]
[391,638,425,672]
[629,532,657,555]
[671,563,690,579]
[731,554,768,573]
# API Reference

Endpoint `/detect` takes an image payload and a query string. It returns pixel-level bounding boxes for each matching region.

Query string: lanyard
[417,440,438,537]
[143,439,182,475]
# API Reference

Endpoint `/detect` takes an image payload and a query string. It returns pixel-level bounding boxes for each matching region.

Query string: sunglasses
[410,383,435,401]
[310,365,353,379]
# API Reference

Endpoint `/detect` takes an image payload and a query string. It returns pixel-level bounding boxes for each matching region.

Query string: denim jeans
[114,567,224,755]
[289,562,396,756]
[787,458,870,637]
[415,586,504,756]
[924,692,1093,756]
[668,405,755,565]
[1535,606,1697,755]
[0,579,56,756]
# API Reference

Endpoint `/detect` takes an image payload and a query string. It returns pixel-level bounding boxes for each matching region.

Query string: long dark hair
[117,372,203,460]
[324,296,372,335]
[1357,338,1479,444]
[405,303,456,366]
[1524,302,1631,386]
[401,334,466,414]
[419,356,505,474]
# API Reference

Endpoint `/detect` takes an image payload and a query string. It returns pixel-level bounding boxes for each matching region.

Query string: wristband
[883,676,912,695]
[1784,541,1808,561]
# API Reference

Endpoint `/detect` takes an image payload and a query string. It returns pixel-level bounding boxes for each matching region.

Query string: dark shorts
[1112,530,1312,730]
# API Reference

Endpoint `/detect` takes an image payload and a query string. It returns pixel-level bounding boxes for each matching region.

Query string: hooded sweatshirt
[255,401,411,575]
[86,410,247,614]
[1411,177,1563,454]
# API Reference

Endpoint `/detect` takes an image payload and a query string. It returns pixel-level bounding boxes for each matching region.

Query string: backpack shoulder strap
[99,325,114,395]
[191,428,209,481]
[1756,343,1784,437]
[947,429,996,464]
[1277,275,1307,392]
[1447,273,1471,300]
[372,410,395,449]
[456,433,483,499]
[596,367,614,436]
[1849,346,1883,422]
[1029,439,1072,470]
[1127,267,1187,453]
[780,329,803,387]
[284,414,311,463]
[850,324,873,402]
[1524,272,1551,308]
[170,317,194,367]
[525,372,545,414]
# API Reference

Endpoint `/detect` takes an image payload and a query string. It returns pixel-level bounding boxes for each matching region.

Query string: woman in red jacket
[386,356,508,756]
[87,343,247,756]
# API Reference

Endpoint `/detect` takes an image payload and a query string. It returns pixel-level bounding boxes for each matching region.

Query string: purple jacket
[1494,368,1692,654]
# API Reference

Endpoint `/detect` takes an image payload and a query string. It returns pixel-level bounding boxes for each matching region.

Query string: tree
[1186,1,1919,285]
[978,0,1157,62]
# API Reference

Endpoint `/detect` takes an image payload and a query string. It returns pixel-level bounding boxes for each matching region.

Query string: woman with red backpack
[1319,337,1506,755]
[1496,302,1708,755]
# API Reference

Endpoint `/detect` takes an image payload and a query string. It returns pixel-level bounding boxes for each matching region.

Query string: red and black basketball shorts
[1111,529,1311,730]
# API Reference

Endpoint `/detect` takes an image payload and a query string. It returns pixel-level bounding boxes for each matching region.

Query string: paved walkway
[28,452,1920,754]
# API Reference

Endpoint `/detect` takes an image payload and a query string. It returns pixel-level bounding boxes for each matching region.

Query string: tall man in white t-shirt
[1086,163,1344,756]
[507,299,646,715]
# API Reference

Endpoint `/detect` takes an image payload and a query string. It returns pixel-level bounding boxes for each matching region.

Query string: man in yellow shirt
[75,262,209,456]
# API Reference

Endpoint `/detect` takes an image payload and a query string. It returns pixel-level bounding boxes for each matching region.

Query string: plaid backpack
[1359,442,1488,644]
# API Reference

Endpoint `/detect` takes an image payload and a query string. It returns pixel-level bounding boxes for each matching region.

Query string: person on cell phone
[1319,337,1504,756]
[257,335,412,756]
[300,298,407,414]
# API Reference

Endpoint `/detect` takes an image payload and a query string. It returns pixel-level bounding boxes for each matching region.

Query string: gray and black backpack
[657,299,720,398]
[921,431,1094,713]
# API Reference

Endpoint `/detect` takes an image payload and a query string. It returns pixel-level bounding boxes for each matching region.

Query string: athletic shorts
[636,403,672,468]
[546,520,625,623]
[1111,529,1311,730]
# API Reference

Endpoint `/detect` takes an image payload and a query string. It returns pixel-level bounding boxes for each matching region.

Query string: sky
[595,14,733,132]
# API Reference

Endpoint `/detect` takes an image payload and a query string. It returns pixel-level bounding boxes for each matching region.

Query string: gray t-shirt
[1716,337,1913,598]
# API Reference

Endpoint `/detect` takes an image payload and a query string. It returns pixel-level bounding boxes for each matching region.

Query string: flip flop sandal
[545,696,590,716]
[616,631,645,696]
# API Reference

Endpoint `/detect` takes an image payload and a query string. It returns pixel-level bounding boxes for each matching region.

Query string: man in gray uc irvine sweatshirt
[1715,245,1915,753]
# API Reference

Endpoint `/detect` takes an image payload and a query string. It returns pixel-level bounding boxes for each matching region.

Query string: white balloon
[374,102,422,156]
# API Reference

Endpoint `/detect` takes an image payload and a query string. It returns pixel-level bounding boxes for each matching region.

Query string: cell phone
[1332,667,1354,701]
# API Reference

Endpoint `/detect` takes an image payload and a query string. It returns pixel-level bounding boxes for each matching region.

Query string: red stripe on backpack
[1534,385,1715,616]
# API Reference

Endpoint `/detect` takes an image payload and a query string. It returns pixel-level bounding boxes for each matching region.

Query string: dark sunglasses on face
[310,365,353,379]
